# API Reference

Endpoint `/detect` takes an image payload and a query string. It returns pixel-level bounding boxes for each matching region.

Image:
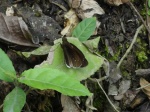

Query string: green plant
[0,49,91,112]
[148,0,150,15]
[0,17,104,112]
[136,51,148,62]
[72,17,96,41]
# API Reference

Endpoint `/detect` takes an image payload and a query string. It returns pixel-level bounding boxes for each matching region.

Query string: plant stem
[128,1,150,47]
[96,79,120,112]
[117,25,143,69]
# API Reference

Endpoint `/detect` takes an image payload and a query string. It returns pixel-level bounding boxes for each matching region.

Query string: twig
[117,25,143,69]
[96,79,120,112]
[136,83,150,91]
[51,1,67,11]
[0,104,3,109]
[146,0,150,48]
[128,2,150,34]
[128,1,150,48]
[89,76,109,82]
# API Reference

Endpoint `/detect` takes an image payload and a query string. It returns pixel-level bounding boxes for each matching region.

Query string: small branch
[128,1,150,48]
[0,104,3,109]
[136,83,150,91]
[89,76,108,82]
[128,2,150,34]
[117,25,143,69]
[96,79,120,112]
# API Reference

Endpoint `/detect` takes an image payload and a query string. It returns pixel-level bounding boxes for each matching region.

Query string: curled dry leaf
[140,78,150,99]
[85,94,97,111]
[67,0,81,8]
[0,13,38,48]
[61,95,80,112]
[118,80,131,95]
[108,84,118,95]
[105,0,129,6]
[61,9,79,36]
[135,69,150,76]
[108,62,122,84]
[129,92,148,110]
[70,0,105,19]
[6,6,15,16]
[67,0,105,28]
[114,80,131,100]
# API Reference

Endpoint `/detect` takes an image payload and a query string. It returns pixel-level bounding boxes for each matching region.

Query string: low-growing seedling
[0,48,91,112]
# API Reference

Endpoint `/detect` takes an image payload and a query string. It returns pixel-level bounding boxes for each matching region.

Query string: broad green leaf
[19,68,91,96]
[148,9,150,16]
[21,45,51,58]
[0,49,16,82]
[148,0,150,8]
[3,87,26,112]
[83,36,100,52]
[40,37,104,81]
[72,17,96,41]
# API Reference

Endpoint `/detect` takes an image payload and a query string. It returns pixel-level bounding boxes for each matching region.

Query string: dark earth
[0,0,150,112]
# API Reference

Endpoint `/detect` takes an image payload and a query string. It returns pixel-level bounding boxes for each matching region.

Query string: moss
[136,51,148,62]
[135,38,148,63]
[109,44,123,61]
[93,86,106,111]
[121,70,131,79]
[110,50,120,61]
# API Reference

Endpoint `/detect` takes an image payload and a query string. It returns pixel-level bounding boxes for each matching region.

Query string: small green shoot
[72,17,96,41]
[0,47,92,112]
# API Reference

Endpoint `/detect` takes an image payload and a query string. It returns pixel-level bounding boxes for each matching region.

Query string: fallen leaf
[118,80,131,94]
[83,37,100,52]
[135,69,150,76]
[129,92,147,110]
[16,5,62,44]
[38,37,104,81]
[140,78,150,99]
[6,6,14,16]
[61,9,79,36]
[67,0,105,29]
[0,13,38,48]
[75,0,105,19]
[108,62,122,84]
[105,0,129,6]
[108,84,118,95]
[21,45,51,58]
[27,15,62,44]
[61,95,80,112]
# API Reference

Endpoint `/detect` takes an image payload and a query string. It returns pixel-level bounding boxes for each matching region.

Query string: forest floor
[0,0,150,112]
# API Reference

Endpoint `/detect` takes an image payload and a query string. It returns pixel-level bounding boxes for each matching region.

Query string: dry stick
[128,2,150,34]
[117,25,143,69]
[146,0,149,24]
[136,83,150,91]
[145,0,150,47]
[96,79,120,112]
[129,1,150,48]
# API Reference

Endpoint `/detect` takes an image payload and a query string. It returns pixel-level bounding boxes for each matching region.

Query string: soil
[0,0,150,112]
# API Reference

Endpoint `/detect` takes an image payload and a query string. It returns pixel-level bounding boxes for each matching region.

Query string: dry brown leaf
[67,0,105,29]
[6,6,15,16]
[61,9,79,36]
[136,69,150,76]
[75,0,105,19]
[105,0,129,6]
[68,0,81,8]
[140,78,150,99]
[61,95,80,112]
[108,62,122,84]
[0,13,38,47]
